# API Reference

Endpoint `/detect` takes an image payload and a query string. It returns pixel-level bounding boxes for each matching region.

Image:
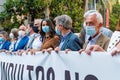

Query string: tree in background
[50,0,84,32]
[0,0,84,32]
[0,0,45,31]
[110,2,120,31]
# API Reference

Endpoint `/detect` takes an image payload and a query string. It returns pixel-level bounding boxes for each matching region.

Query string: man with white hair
[79,10,110,53]
[79,10,113,43]
[13,25,29,51]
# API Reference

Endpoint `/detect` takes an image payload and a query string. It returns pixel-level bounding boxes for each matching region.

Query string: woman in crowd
[40,18,60,50]
[9,28,19,52]
[30,18,60,54]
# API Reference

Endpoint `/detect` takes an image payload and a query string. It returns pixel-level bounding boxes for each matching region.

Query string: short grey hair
[0,31,8,38]
[84,10,103,24]
[57,15,72,29]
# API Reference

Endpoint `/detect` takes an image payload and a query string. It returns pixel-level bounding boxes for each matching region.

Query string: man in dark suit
[54,15,83,51]
[0,31,11,50]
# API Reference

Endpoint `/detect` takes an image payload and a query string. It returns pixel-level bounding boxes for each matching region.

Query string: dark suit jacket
[0,40,11,50]
[13,36,29,51]
[83,33,110,51]
[61,32,83,51]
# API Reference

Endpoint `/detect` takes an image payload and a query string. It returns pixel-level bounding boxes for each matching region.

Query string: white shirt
[107,31,120,52]
[86,33,101,50]
[27,33,42,49]
[9,40,16,51]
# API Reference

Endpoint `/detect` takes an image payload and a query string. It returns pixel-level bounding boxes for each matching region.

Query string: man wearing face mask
[0,31,11,50]
[79,10,110,53]
[13,25,29,51]
[24,22,42,50]
[34,19,42,33]
[54,15,83,51]
[79,10,113,43]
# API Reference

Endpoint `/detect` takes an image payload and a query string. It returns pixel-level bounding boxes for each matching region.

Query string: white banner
[0,51,120,80]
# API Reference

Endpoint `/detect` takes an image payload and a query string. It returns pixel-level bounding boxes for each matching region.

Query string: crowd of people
[0,10,120,56]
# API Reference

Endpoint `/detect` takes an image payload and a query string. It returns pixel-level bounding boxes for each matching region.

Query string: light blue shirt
[0,41,6,49]
[86,33,101,49]
[15,37,22,49]
[59,32,71,49]
[100,27,113,38]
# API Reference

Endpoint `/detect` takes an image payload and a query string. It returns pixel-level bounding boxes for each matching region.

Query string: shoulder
[5,40,11,45]
[23,36,29,40]
[69,33,80,41]
[100,27,113,37]
[99,33,110,42]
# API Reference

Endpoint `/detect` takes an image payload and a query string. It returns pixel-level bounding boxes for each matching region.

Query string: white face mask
[9,33,14,39]
[18,30,25,37]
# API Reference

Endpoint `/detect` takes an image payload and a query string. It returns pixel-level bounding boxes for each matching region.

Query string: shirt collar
[62,31,71,39]
[29,33,36,38]
[90,33,101,42]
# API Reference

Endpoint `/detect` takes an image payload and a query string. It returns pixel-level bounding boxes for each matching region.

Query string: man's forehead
[19,25,26,29]
[85,15,96,22]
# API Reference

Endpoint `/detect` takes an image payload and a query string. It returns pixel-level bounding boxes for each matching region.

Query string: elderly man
[79,10,113,43]
[79,10,110,53]
[13,25,29,51]
[54,15,83,51]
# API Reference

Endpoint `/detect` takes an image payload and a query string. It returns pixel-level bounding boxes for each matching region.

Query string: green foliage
[0,0,84,32]
[50,0,84,32]
[110,3,120,31]
[0,0,45,31]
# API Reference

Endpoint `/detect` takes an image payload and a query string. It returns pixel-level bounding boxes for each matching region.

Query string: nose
[86,23,90,26]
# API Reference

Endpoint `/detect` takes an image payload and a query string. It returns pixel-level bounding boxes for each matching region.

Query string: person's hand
[112,42,120,56]
[30,49,38,55]
[78,49,85,54]
[111,48,120,56]
[54,47,60,53]
[41,49,46,53]
[85,45,105,55]
[65,49,71,54]
[78,49,91,55]
[17,50,24,56]
[46,48,53,54]
[25,48,31,55]
[87,45,104,51]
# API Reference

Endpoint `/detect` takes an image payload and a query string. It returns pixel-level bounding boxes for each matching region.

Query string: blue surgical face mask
[55,27,61,35]
[42,26,50,33]
[0,37,4,44]
[85,26,96,37]
[26,29,30,36]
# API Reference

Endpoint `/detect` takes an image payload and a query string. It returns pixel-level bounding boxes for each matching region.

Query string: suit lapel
[95,34,104,47]
[83,41,89,49]
[61,32,72,50]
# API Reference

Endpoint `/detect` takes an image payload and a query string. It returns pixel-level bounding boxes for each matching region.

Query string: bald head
[19,25,26,31]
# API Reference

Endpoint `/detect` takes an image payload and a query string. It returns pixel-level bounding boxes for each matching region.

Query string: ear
[99,23,103,28]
